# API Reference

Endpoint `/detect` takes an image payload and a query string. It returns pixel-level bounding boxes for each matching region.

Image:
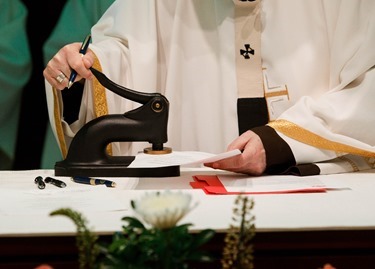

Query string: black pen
[71,176,116,188]
[44,177,67,188]
[34,176,46,190]
[67,34,92,89]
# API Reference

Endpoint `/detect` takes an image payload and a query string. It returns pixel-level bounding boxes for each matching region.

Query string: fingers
[205,130,266,176]
[226,130,254,152]
[43,62,71,90]
[43,43,94,90]
[55,71,68,85]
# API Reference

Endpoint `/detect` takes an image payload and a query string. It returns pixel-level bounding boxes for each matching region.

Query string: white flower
[131,191,196,229]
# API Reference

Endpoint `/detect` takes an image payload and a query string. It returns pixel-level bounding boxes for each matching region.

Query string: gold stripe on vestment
[53,87,67,158]
[92,53,112,155]
[269,119,375,158]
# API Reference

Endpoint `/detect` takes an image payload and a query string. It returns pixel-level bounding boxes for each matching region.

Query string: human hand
[204,130,266,176]
[43,43,94,90]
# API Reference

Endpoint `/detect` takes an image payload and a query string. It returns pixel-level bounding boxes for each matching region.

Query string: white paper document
[0,187,128,216]
[128,149,242,168]
[218,174,349,193]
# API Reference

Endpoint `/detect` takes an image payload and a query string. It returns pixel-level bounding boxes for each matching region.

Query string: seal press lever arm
[90,67,156,105]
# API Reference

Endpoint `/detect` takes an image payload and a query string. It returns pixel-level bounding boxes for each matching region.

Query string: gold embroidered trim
[264,89,289,98]
[92,54,108,118]
[53,88,67,158]
[364,156,375,168]
[269,119,375,158]
[91,53,112,155]
[337,156,359,172]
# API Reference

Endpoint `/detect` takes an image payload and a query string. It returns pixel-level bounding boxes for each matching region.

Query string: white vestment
[46,0,375,174]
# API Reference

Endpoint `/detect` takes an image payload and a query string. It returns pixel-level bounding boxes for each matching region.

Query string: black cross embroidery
[240,44,255,59]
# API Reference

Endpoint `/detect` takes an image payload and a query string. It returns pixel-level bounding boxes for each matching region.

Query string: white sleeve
[269,2,375,173]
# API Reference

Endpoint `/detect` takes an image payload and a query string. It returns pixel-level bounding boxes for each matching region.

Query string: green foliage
[50,211,215,269]
[98,216,216,269]
[50,194,256,269]
[50,208,100,269]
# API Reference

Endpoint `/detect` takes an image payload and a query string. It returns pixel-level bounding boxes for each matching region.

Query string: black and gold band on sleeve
[251,125,320,176]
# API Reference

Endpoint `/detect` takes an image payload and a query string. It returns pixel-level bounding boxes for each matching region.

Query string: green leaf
[121,216,146,229]
[192,229,216,248]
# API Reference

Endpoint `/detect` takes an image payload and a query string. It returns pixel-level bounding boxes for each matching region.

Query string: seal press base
[54,67,180,178]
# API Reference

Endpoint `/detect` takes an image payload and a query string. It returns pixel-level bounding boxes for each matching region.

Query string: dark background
[13,0,67,169]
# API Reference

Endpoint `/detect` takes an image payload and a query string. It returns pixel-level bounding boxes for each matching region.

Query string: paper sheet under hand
[128,149,242,168]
